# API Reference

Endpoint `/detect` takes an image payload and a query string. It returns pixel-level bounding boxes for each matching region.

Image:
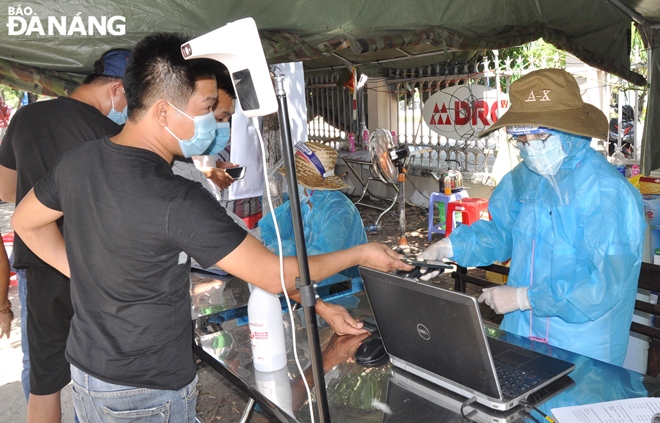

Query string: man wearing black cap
[0,47,131,423]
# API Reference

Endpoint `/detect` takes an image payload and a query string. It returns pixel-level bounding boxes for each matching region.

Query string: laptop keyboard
[494,362,545,399]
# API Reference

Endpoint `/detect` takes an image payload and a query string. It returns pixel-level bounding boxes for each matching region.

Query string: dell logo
[417,324,431,340]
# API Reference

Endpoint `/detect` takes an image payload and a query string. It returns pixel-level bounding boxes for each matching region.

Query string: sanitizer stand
[272,67,331,423]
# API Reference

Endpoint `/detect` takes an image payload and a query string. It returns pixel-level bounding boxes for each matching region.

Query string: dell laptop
[359,266,575,411]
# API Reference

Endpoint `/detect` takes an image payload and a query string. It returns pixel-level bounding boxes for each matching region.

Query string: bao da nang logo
[7,5,125,36]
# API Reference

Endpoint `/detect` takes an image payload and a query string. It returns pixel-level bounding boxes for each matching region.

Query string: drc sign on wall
[422,85,508,141]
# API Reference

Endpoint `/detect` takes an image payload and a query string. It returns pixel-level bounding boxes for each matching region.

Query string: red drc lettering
[431,99,508,127]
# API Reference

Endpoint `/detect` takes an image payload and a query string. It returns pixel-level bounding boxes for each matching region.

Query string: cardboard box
[639,177,660,195]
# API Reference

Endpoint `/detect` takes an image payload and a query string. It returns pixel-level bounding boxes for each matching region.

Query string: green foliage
[0,86,23,108]
[494,39,565,72]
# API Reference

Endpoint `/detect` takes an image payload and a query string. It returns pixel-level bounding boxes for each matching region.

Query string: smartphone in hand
[401,257,452,269]
[225,166,246,180]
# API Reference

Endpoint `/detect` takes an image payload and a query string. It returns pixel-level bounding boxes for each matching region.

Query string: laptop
[385,367,574,423]
[359,266,575,411]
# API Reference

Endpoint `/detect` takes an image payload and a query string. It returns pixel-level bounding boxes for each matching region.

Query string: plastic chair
[446,198,489,237]
[428,190,469,240]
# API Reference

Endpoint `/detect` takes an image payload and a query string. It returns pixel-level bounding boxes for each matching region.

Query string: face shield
[507,126,570,206]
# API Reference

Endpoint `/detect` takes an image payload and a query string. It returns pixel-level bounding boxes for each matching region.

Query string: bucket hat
[478,68,608,140]
[278,142,349,190]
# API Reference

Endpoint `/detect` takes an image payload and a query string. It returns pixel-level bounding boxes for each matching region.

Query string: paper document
[552,397,660,422]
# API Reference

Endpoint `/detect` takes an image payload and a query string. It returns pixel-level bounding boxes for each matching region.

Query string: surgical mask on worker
[202,122,231,155]
[518,135,567,176]
[107,96,127,125]
[164,102,217,158]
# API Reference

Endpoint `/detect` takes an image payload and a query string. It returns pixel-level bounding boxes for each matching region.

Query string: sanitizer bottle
[248,287,287,372]
[611,146,626,177]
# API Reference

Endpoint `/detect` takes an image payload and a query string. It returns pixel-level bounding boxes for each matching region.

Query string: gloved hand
[478,286,531,315]
[417,238,453,281]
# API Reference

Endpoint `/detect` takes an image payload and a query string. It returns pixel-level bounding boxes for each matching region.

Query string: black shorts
[26,266,73,395]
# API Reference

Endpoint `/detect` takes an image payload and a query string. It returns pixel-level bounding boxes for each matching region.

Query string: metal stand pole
[272,68,331,423]
[397,172,407,247]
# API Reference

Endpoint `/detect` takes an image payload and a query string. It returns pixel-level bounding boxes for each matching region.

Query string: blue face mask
[107,96,127,125]
[165,102,216,158]
[519,134,567,176]
[202,122,231,155]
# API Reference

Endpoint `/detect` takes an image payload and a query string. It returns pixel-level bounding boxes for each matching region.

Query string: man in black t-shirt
[13,33,411,422]
[0,48,130,423]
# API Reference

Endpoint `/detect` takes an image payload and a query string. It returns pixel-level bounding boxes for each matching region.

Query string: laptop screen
[360,267,501,399]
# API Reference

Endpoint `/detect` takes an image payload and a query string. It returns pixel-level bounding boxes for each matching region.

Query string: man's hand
[358,243,413,273]
[199,167,234,190]
[216,161,238,170]
[478,286,531,314]
[316,300,367,336]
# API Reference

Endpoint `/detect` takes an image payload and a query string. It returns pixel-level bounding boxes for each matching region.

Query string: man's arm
[0,165,16,203]
[0,232,12,338]
[217,237,411,335]
[217,236,411,296]
[11,189,69,277]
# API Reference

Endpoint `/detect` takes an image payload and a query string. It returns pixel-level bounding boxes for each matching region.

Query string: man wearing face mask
[0,48,130,423]
[418,69,645,366]
[172,67,238,198]
[193,66,239,193]
[171,68,256,240]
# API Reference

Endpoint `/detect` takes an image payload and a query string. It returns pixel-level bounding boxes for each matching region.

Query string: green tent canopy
[0,0,659,170]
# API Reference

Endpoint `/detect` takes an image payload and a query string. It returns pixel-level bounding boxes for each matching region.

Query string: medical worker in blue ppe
[418,69,645,366]
[260,142,369,331]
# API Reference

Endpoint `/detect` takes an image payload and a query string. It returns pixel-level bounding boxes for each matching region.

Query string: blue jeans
[16,267,29,402]
[70,365,198,423]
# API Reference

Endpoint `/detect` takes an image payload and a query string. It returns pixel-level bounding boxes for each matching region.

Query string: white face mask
[519,135,567,176]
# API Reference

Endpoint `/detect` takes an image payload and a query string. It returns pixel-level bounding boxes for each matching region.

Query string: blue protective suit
[449,132,645,365]
[259,189,368,286]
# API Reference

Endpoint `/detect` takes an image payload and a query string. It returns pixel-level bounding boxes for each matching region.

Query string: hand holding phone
[225,166,246,180]
[401,257,452,269]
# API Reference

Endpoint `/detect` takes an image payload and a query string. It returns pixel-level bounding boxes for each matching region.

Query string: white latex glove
[417,238,453,281]
[419,238,453,262]
[478,286,531,315]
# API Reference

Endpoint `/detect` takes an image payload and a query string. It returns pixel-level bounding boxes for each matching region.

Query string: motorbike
[608,105,635,158]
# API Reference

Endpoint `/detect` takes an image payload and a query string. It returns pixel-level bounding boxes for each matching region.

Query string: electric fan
[369,129,410,249]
